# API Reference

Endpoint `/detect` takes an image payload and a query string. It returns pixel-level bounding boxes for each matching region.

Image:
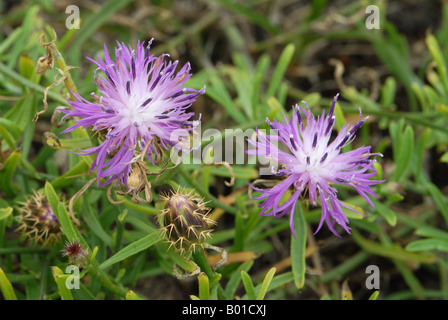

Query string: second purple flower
[248,94,385,237]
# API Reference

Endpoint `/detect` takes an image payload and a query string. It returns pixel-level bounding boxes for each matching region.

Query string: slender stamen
[328,93,339,119]
[141,97,153,107]
[320,152,328,163]
[349,116,369,136]
[150,72,163,91]
[312,132,318,149]
[126,81,131,95]
[105,70,115,87]
[131,57,136,79]
[289,134,297,151]
[325,116,335,136]
[336,133,350,149]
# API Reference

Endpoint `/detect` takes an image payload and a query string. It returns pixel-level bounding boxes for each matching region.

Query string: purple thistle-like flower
[248,94,384,237]
[60,40,204,187]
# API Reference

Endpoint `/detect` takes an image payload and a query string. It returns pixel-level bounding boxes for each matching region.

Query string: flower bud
[16,191,61,246]
[160,190,215,253]
[62,241,90,268]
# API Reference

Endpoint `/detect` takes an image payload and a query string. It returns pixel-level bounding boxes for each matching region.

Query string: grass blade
[241,270,256,300]
[256,267,276,300]
[0,267,17,300]
[100,231,162,270]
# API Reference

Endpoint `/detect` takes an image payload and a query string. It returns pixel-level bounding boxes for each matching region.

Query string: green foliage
[0,0,447,302]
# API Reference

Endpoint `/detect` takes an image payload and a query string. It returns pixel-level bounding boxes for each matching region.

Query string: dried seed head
[127,166,145,191]
[16,191,62,246]
[159,189,215,254]
[61,240,90,268]
[36,55,54,74]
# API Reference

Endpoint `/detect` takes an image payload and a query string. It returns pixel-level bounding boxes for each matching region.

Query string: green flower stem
[191,249,214,279]
[179,167,237,215]
[190,249,228,299]
[87,264,127,299]
[52,43,78,99]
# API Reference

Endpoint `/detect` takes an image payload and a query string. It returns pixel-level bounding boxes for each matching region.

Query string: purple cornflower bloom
[60,40,204,187]
[248,94,384,237]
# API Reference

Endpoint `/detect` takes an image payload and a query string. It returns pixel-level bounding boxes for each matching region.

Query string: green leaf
[51,266,74,300]
[406,239,448,253]
[18,55,39,82]
[392,125,414,182]
[371,198,397,227]
[82,200,113,247]
[0,267,17,300]
[369,290,380,300]
[0,117,21,144]
[416,226,448,242]
[425,181,448,225]
[224,260,254,299]
[198,273,210,300]
[207,74,247,124]
[126,290,146,300]
[291,204,307,289]
[416,128,432,180]
[0,207,13,221]
[4,92,37,131]
[44,181,87,247]
[211,0,280,34]
[100,231,162,270]
[51,160,90,188]
[256,267,276,300]
[426,34,448,96]
[241,270,257,300]
[380,76,397,108]
[266,44,295,98]
[0,151,21,197]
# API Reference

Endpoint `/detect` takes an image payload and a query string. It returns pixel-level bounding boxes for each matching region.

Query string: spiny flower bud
[16,191,61,246]
[160,190,215,254]
[62,241,90,268]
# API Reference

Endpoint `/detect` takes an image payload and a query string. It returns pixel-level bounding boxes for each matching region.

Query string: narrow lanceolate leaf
[0,151,21,197]
[405,239,448,253]
[425,181,448,226]
[241,270,257,300]
[100,231,162,270]
[0,267,17,300]
[126,290,146,300]
[392,125,414,182]
[44,181,87,248]
[51,266,74,300]
[426,34,448,96]
[0,207,13,221]
[371,198,397,227]
[198,273,210,300]
[256,267,276,300]
[291,205,307,290]
[369,290,380,300]
[266,44,295,98]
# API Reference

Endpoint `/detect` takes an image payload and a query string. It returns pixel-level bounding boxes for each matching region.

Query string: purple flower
[60,40,204,187]
[248,94,384,237]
